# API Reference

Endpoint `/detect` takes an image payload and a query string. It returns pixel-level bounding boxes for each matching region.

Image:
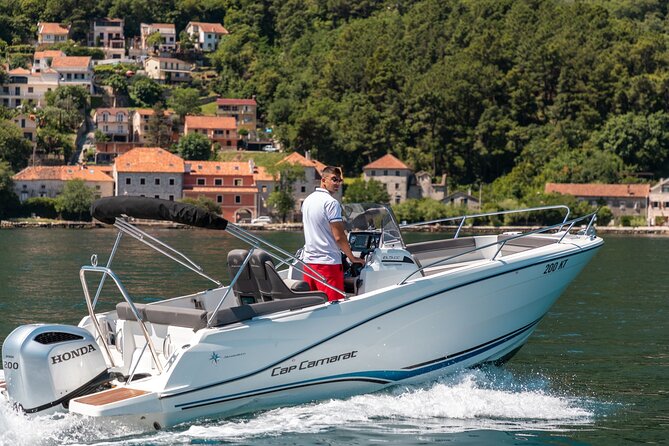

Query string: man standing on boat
[302,166,365,301]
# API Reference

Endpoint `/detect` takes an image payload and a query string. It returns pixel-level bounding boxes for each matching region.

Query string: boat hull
[70,240,602,428]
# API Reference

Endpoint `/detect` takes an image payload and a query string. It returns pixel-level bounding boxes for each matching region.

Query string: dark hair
[321,166,342,178]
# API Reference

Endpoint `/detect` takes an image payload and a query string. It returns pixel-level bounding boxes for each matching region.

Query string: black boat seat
[227,249,262,304]
[250,249,328,302]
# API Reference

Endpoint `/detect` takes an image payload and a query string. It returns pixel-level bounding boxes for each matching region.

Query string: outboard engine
[2,324,110,414]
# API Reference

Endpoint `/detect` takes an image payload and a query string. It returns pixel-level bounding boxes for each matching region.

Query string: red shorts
[304,263,345,301]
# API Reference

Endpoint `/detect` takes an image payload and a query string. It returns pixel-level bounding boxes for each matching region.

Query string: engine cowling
[2,324,110,414]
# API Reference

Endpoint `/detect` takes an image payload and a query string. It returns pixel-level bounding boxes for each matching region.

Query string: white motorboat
[0,197,603,430]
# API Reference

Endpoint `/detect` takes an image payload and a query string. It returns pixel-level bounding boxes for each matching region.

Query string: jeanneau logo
[50,344,96,365]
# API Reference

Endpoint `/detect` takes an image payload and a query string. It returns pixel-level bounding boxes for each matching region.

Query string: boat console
[342,203,419,294]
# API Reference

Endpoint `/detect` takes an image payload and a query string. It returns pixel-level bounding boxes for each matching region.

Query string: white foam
[0,369,596,445]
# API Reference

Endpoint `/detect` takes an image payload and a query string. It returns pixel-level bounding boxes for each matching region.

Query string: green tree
[146,31,163,51]
[145,102,172,148]
[55,179,95,221]
[343,178,390,203]
[128,76,164,107]
[168,87,201,120]
[266,162,305,222]
[0,160,19,218]
[177,132,211,160]
[45,85,90,112]
[0,120,32,171]
[181,196,220,214]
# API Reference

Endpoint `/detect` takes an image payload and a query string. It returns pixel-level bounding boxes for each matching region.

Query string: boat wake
[0,368,597,446]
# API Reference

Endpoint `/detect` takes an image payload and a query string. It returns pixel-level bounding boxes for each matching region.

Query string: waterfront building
[113,147,185,199]
[183,160,261,222]
[545,183,650,221]
[648,178,669,226]
[13,165,114,202]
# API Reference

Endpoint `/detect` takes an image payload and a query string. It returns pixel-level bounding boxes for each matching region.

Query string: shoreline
[2,219,669,235]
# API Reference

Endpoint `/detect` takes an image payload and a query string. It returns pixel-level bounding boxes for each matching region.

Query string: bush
[22,197,58,219]
[619,215,632,227]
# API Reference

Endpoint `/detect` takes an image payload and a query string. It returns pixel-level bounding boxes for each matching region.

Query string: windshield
[341,203,405,248]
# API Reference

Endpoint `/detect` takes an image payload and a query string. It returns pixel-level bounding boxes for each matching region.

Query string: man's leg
[305,263,344,301]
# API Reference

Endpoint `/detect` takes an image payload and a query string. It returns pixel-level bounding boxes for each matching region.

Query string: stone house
[648,178,669,226]
[11,113,38,145]
[545,183,650,221]
[13,165,114,202]
[131,108,177,144]
[362,154,413,204]
[113,147,185,200]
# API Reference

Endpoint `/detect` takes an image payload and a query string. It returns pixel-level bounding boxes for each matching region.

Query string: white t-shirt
[301,188,343,264]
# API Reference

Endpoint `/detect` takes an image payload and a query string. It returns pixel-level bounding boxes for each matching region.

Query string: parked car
[262,145,279,152]
[251,216,272,225]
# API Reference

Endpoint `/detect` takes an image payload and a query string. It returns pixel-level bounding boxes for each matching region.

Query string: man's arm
[330,221,366,264]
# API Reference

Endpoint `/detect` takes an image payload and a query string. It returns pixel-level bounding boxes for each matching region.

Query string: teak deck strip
[74,387,149,406]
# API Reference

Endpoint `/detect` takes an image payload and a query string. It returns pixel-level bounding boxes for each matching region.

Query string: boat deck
[73,387,148,406]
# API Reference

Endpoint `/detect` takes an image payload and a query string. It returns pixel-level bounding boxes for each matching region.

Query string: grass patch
[200,101,218,116]
[217,151,286,169]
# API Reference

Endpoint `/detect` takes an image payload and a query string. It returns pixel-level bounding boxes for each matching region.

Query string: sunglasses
[330,176,343,183]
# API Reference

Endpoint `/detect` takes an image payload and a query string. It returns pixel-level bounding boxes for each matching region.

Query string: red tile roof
[185,116,236,130]
[115,147,185,173]
[34,50,65,59]
[216,98,257,106]
[280,152,327,172]
[8,67,30,75]
[39,23,70,35]
[13,166,113,182]
[51,56,91,69]
[363,154,410,170]
[545,183,650,198]
[254,165,274,182]
[189,22,229,34]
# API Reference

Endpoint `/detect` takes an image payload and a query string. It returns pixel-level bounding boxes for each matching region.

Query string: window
[217,195,222,203]
[384,170,388,175]
[140,178,146,185]
[234,178,242,186]
[371,171,376,177]
[214,179,222,186]
[169,195,174,201]
[395,170,400,176]
[15,87,20,95]
[95,185,100,190]
[235,195,241,204]
[662,185,669,193]
[262,185,267,193]
[168,178,175,186]
[41,184,46,189]
[155,178,160,185]
[102,113,108,122]
[300,186,306,193]
[197,178,205,186]
[125,178,131,185]
[28,87,33,93]
[395,183,399,190]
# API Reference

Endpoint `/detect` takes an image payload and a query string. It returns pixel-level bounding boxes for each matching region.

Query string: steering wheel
[343,253,366,278]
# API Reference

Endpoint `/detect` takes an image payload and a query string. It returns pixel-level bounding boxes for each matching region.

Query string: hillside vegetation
[2,0,669,205]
